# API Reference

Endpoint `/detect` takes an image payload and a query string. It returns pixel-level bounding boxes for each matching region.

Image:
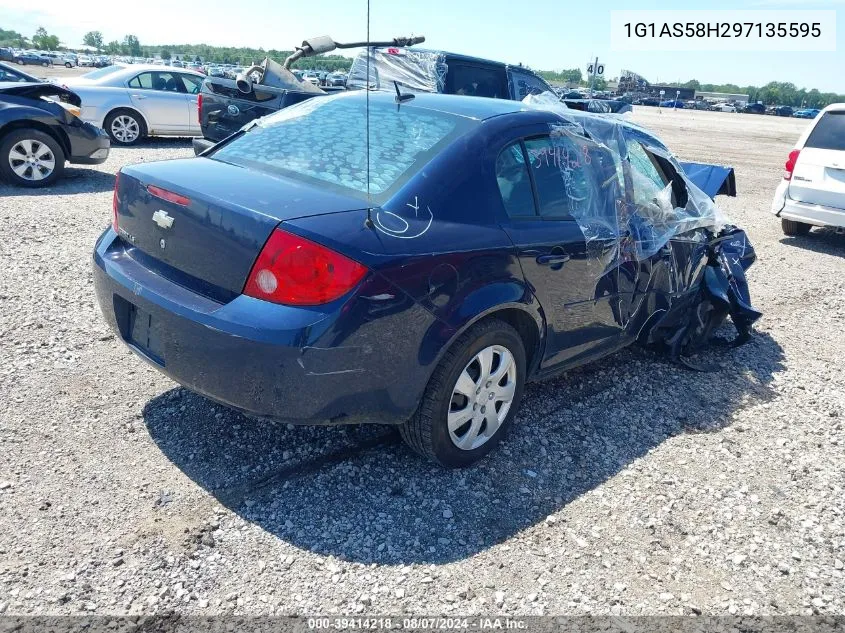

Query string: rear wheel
[781,218,812,236]
[0,129,65,187]
[400,319,526,467]
[104,109,145,146]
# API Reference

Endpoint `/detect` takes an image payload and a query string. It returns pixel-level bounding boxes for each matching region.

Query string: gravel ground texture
[0,108,843,618]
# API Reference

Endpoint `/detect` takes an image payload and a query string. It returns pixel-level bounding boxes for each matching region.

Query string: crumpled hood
[0,81,81,106]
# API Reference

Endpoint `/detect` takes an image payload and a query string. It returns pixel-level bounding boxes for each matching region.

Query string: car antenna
[363,0,374,229]
[394,80,414,106]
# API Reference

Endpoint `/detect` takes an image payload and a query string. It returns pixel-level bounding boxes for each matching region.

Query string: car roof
[405,47,507,69]
[98,63,205,77]
[351,90,530,120]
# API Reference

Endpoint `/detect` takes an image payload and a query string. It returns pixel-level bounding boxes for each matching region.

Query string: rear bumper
[92,229,429,425]
[772,183,845,228]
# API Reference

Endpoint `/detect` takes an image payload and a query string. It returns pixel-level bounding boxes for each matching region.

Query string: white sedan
[711,103,737,113]
[771,103,845,234]
[62,64,205,145]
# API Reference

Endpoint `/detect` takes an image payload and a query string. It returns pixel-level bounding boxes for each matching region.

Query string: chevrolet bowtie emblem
[152,210,174,229]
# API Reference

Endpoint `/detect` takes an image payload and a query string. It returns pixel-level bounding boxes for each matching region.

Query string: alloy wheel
[447,345,517,450]
[8,139,56,182]
[111,115,140,143]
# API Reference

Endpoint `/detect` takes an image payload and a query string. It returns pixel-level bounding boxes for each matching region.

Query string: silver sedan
[63,64,205,145]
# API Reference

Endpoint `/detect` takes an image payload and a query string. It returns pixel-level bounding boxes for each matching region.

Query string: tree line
[664,79,839,109]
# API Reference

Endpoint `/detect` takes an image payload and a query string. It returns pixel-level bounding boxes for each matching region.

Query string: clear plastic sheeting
[522,92,728,277]
[347,48,447,94]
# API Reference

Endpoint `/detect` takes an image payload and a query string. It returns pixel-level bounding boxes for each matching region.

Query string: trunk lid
[116,157,366,298]
[789,110,845,211]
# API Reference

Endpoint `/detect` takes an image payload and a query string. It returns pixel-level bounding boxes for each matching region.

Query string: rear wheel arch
[430,302,545,382]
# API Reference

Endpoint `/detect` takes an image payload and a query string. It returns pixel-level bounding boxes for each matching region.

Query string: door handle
[536,254,571,266]
[131,94,147,99]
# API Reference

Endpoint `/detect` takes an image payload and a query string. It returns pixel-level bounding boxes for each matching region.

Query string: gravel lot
[1,108,843,618]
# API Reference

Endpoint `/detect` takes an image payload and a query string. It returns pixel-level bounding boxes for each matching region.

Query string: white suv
[772,103,845,235]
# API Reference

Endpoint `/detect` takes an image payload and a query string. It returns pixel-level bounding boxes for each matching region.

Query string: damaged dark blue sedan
[93,91,760,467]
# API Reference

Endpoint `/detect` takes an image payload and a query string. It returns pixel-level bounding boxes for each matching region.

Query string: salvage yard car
[93,91,759,467]
[64,64,205,145]
[0,81,110,186]
[772,103,845,235]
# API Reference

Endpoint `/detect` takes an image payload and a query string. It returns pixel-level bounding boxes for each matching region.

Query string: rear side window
[444,63,508,99]
[128,72,184,92]
[213,95,468,199]
[805,112,845,151]
[495,142,536,218]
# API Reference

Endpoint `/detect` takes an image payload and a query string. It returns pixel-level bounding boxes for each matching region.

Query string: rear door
[790,110,845,210]
[127,71,190,133]
[177,73,204,135]
[496,134,624,368]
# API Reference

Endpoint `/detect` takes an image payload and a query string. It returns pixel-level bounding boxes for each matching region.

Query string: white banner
[610,10,836,52]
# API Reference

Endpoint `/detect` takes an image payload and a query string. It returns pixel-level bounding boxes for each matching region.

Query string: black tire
[41,61,49,67]
[103,109,146,146]
[781,218,812,236]
[400,318,526,467]
[64,62,72,68]
[0,128,65,188]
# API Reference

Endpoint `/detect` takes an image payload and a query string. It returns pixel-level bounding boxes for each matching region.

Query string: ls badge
[152,210,174,229]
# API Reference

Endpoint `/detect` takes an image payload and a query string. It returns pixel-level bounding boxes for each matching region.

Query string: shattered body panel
[521,92,760,362]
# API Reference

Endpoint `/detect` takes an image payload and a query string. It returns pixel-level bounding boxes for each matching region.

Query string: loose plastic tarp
[522,92,729,276]
[347,48,448,93]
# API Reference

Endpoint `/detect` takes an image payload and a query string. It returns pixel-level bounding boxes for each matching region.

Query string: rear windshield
[82,65,125,80]
[805,111,845,151]
[212,94,469,200]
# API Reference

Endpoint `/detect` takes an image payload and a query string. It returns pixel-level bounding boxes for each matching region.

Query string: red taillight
[244,229,368,306]
[147,184,191,206]
[197,92,202,125]
[784,149,800,180]
[112,172,120,231]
